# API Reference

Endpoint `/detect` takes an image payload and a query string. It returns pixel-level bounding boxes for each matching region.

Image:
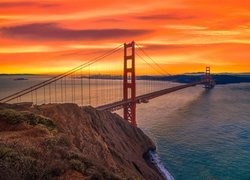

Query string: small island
[13,78,28,81]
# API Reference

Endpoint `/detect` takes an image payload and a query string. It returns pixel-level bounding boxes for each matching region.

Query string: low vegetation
[70,159,86,173]
[0,144,53,179]
[0,109,56,131]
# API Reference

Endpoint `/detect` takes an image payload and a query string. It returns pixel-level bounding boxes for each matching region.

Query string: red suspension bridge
[0,41,215,127]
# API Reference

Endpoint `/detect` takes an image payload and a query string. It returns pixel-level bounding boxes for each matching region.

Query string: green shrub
[0,144,54,179]
[42,135,71,149]
[37,116,56,131]
[70,159,86,174]
[102,171,121,180]
[22,147,40,158]
[57,135,72,147]
[43,138,58,147]
[0,109,56,131]
[0,109,25,124]
[0,146,13,159]
[23,113,39,125]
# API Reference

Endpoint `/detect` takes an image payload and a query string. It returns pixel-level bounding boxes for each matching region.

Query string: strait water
[0,76,249,180]
[137,83,250,180]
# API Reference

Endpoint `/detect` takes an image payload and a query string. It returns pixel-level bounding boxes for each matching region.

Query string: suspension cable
[1,44,123,103]
[136,51,168,77]
[135,43,172,76]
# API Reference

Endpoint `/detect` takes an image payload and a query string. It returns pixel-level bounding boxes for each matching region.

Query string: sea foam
[148,150,174,180]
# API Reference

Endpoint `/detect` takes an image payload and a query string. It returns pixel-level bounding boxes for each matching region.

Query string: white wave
[148,150,174,180]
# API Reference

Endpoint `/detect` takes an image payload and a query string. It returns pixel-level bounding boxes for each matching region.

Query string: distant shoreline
[1,73,250,85]
[0,74,37,76]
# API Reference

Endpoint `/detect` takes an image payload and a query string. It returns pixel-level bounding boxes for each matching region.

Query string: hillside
[138,74,250,84]
[0,103,163,180]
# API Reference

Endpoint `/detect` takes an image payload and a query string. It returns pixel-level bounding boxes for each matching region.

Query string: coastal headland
[0,103,164,179]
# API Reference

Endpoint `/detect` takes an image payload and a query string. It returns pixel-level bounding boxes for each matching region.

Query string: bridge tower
[123,41,136,127]
[204,66,215,89]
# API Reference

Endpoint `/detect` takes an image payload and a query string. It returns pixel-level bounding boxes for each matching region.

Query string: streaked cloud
[1,23,152,41]
[0,0,249,74]
[189,30,241,36]
[0,2,59,9]
[0,45,61,54]
[136,14,195,20]
[164,25,207,30]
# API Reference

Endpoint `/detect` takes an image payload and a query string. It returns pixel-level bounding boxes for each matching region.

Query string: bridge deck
[97,81,204,111]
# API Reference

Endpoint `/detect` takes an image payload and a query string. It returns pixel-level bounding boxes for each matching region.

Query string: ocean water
[137,83,250,180]
[0,76,249,180]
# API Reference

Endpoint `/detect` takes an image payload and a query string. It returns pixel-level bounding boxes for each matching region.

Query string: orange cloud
[0,0,249,74]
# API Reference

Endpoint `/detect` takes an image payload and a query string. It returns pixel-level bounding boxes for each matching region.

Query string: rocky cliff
[0,103,163,179]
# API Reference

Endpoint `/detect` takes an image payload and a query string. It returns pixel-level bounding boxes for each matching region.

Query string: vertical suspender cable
[49,84,51,103]
[74,72,76,103]
[61,79,63,103]
[55,82,57,103]
[88,66,91,105]
[44,86,46,104]
[35,90,37,104]
[31,91,33,102]
[71,74,73,102]
[81,68,83,106]
[64,77,67,102]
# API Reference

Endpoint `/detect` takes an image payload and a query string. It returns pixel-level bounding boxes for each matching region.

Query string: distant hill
[0,74,36,76]
[137,74,250,84]
[211,74,250,84]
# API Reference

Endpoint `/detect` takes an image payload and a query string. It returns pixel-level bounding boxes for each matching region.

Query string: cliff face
[0,103,163,179]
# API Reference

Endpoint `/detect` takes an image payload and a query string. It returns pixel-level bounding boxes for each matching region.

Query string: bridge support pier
[123,41,136,127]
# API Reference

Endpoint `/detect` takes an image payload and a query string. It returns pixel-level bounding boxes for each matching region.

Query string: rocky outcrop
[0,103,163,179]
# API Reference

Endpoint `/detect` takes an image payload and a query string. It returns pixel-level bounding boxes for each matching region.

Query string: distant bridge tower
[123,41,136,127]
[204,66,215,89]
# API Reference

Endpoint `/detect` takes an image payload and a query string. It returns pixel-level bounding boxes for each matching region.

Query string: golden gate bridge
[0,41,215,127]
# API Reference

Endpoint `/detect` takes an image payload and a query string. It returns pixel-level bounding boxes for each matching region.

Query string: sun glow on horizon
[0,0,250,74]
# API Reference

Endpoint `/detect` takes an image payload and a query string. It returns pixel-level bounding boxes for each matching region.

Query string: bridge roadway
[96,80,204,111]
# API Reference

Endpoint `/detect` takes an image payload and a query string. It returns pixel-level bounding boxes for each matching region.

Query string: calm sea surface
[137,83,250,180]
[0,75,249,180]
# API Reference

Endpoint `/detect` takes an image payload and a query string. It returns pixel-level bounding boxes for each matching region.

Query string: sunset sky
[0,0,250,74]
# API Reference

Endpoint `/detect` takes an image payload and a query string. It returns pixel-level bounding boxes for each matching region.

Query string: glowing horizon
[0,0,250,74]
